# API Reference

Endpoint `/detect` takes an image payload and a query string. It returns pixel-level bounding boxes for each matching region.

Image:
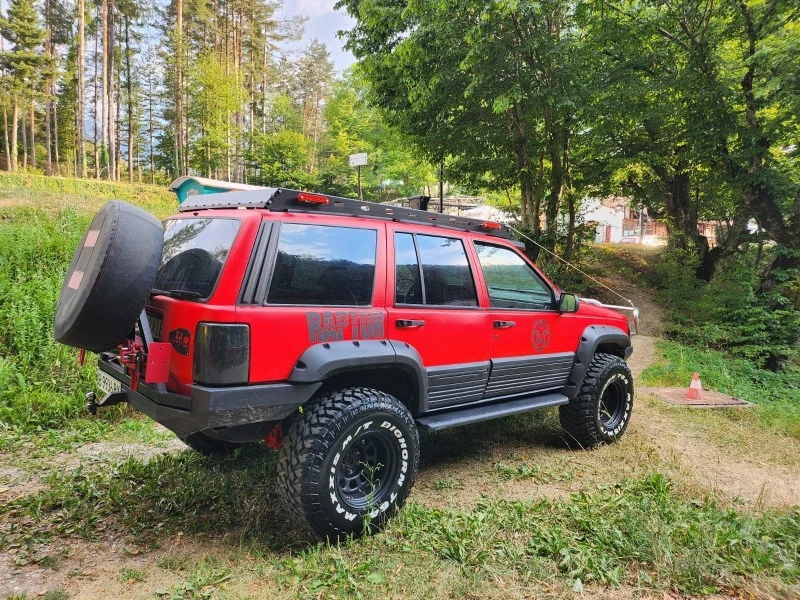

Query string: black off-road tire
[54,200,164,353]
[559,353,634,448]
[182,432,245,456]
[277,388,419,541]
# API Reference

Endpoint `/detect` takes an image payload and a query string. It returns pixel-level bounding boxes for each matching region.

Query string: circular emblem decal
[531,319,551,351]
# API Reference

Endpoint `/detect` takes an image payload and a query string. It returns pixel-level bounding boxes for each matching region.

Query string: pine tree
[0,0,45,172]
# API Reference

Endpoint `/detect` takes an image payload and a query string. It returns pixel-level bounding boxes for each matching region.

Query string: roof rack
[178,187,515,240]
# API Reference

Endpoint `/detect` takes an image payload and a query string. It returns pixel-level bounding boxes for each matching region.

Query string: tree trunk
[545,110,563,252]
[102,0,109,178]
[125,16,133,182]
[3,103,11,171]
[44,2,52,176]
[21,107,27,169]
[10,100,18,172]
[561,125,576,266]
[94,10,100,179]
[148,73,154,184]
[29,97,36,169]
[45,93,52,175]
[52,86,60,173]
[109,2,118,181]
[175,0,183,176]
[77,0,86,177]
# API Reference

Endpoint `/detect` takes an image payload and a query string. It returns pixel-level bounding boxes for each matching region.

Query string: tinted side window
[267,224,376,306]
[474,243,553,310]
[417,235,478,306]
[395,233,422,304]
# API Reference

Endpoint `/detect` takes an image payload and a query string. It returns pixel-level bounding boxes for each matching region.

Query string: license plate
[97,370,123,395]
[147,313,163,340]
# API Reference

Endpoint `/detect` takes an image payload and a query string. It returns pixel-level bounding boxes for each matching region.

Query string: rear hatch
[145,215,245,394]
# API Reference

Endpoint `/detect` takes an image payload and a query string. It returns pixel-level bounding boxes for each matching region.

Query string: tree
[0,0,45,172]
[248,128,318,189]
[76,0,86,176]
[338,0,584,255]
[296,39,334,170]
[591,0,799,291]
[187,52,244,177]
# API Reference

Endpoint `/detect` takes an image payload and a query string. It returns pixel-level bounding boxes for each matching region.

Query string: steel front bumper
[97,356,321,438]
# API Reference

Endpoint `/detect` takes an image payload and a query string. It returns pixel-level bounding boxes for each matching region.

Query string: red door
[470,241,576,400]
[385,225,492,410]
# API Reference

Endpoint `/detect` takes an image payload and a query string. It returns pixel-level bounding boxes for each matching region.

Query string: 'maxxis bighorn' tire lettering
[559,353,634,447]
[277,387,419,540]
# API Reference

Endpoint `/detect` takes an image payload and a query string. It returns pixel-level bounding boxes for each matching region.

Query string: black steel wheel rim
[599,378,627,430]
[335,430,399,511]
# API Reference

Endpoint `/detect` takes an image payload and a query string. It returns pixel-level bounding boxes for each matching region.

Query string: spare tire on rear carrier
[54,200,164,353]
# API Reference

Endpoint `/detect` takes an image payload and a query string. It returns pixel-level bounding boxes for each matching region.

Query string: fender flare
[287,339,428,412]
[563,325,632,400]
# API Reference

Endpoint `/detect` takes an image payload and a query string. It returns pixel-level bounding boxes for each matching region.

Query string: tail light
[193,323,250,385]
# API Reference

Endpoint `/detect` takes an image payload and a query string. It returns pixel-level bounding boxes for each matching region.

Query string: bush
[652,249,800,369]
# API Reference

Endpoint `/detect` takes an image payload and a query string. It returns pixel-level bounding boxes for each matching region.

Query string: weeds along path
[595,271,800,510]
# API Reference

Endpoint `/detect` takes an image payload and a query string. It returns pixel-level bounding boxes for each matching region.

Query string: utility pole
[439,161,444,213]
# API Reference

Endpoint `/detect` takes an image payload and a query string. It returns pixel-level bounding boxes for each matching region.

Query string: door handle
[493,320,516,329]
[396,319,425,329]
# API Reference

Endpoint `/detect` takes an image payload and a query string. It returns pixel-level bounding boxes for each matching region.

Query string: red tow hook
[264,423,284,449]
[118,340,172,392]
[119,340,145,392]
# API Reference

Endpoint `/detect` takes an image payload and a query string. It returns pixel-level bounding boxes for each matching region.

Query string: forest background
[0,0,798,370]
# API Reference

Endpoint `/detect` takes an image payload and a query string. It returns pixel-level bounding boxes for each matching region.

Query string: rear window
[267,224,377,306]
[155,218,241,299]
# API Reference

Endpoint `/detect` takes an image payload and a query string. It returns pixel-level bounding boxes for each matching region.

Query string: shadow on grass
[417,407,578,472]
[1,444,314,552]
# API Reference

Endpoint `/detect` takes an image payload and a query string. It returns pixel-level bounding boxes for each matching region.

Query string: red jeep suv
[55,189,635,540]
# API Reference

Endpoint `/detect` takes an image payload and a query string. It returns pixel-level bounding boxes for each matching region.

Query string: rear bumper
[97,356,321,439]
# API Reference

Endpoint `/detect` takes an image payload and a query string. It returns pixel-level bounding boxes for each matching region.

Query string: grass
[642,340,800,441]
[1,451,797,596]
[0,178,176,438]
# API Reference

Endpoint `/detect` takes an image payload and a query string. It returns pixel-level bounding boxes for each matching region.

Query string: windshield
[154,218,241,300]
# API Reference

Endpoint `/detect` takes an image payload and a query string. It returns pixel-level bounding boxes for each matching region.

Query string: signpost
[349,153,368,200]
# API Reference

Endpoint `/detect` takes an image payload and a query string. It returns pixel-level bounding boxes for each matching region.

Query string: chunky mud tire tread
[54,200,164,353]
[277,387,419,540]
[559,353,633,448]
[182,432,244,456]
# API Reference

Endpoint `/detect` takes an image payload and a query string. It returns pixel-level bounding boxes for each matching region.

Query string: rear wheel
[559,353,633,448]
[277,387,419,540]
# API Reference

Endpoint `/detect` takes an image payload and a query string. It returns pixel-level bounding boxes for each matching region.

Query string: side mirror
[558,292,579,313]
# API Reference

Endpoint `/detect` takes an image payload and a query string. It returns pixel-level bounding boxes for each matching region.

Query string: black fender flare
[287,340,428,412]
[563,325,632,400]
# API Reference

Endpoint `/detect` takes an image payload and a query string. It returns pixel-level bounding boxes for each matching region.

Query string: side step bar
[416,392,569,431]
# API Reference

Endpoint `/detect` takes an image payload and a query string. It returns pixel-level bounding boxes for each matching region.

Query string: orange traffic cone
[686,372,703,400]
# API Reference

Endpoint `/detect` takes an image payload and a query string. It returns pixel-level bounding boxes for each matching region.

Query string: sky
[280,0,357,74]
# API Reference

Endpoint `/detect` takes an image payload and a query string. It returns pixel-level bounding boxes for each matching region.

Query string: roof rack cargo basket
[178,187,514,240]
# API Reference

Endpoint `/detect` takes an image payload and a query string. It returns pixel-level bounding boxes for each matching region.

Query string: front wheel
[559,353,634,448]
[277,388,419,540]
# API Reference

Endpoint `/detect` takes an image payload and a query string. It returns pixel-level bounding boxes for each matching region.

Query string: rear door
[472,242,576,401]
[386,226,492,411]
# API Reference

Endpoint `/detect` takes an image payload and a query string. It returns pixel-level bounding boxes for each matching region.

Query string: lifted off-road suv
[55,189,635,540]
